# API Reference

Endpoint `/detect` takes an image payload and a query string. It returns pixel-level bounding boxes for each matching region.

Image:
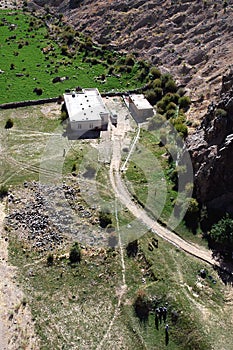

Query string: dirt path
[109,115,221,269]
[0,202,40,349]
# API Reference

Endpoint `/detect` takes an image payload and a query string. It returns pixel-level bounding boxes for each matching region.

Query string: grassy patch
[124,127,207,247]
[0,10,148,103]
[6,227,227,350]
[0,105,92,187]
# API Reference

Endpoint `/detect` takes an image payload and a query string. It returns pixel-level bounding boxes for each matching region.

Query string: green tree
[69,242,82,264]
[209,214,233,247]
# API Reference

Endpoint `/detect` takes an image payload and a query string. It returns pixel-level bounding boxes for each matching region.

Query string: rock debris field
[5,180,109,251]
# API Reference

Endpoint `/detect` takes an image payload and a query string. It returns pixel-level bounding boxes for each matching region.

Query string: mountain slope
[32,0,233,119]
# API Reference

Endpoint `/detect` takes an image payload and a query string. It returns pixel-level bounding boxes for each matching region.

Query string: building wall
[129,99,154,122]
[70,119,102,131]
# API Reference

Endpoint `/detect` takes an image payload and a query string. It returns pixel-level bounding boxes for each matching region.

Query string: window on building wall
[89,123,94,129]
[78,124,82,129]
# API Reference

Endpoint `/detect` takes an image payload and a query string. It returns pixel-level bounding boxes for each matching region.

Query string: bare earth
[0,202,40,349]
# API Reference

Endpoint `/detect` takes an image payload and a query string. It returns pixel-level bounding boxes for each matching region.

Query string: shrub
[209,214,233,248]
[145,90,159,105]
[215,108,227,118]
[134,290,151,323]
[33,87,43,96]
[125,54,135,66]
[47,253,54,266]
[152,78,162,88]
[161,73,173,88]
[166,101,177,112]
[61,45,69,56]
[149,67,161,79]
[171,119,188,138]
[165,79,177,93]
[69,242,82,264]
[178,95,191,110]
[166,109,176,119]
[126,240,138,257]
[160,93,179,110]
[5,118,14,129]
[99,210,112,228]
[183,198,199,232]
[0,185,8,197]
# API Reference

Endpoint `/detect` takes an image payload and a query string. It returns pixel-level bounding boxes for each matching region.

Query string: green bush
[149,67,161,79]
[209,214,233,247]
[152,78,162,88]
[178,95,191,110]
[161,73,173,87]
[69,242,82,264]
[145,89,162,105]
[183,198,199,231]
[166,109,176,119]
[166,101,177,112]
[0,185,8,197]
[157,93,179,114]
[215,108,227,118]
[99,210,112,228]
[165,79,177,93]
[125,54,135,66]
[47,253,54,266]
[171,120,188,138]
[134,290,151,323]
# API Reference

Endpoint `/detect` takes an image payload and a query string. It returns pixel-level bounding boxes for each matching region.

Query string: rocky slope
[186,67,233,216]
[30,0,233,120]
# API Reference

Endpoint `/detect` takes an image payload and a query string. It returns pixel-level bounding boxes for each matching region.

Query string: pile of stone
[5,181,108,250]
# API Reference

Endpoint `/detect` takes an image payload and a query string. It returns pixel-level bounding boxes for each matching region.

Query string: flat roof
[129,94,153,110]
[64,88,108,122]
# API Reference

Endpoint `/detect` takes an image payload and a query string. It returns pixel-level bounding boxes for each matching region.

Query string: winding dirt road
[109,112,222,269]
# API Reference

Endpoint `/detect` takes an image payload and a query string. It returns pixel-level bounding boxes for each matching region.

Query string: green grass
[6,227,228,350]
[0,10,147,104]
[124,127,208,247]
[0,105,93,187]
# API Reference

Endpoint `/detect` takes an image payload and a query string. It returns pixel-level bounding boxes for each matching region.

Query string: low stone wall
[0,97,59,110]
[0,85,149,110]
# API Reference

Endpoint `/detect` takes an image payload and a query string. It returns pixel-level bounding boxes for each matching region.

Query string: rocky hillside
[31,0,233,119]
[186,67,233,217]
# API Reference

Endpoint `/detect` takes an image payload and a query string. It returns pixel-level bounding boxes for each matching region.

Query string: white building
[63,88,109,131]
[128,94,154,122]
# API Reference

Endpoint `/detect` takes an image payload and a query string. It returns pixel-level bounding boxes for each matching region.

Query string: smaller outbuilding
[128,94,154,122]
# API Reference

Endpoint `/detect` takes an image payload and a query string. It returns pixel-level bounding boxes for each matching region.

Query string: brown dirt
[0,202,40,349]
